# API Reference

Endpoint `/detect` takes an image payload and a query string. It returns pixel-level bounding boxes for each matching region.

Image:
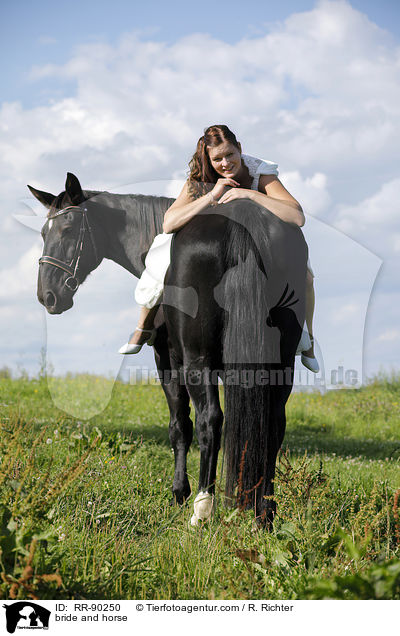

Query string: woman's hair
[188,125,241,199]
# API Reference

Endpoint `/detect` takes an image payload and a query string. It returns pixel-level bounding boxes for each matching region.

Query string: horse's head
[29,173,102,314]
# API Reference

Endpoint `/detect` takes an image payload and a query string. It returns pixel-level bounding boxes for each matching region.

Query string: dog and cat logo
[3,603,50,633]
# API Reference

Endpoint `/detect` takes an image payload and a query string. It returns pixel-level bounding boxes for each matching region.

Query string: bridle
[38,204,100,292]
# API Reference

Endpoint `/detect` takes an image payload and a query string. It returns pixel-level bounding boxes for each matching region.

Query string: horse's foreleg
[159,365,193,504]
[184,375,223,525]
[154,333,193,505]
[166,378,193,504]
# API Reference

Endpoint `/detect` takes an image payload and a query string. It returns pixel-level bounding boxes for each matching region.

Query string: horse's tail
[220,204,287,510]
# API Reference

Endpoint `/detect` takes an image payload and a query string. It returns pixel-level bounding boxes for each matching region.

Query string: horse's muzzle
[38,288,73,314]
[46,290,57,308]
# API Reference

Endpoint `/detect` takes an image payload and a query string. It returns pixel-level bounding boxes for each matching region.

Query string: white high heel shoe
[118,327,157,354]
[301,352,320,373]
[299,333,320,373]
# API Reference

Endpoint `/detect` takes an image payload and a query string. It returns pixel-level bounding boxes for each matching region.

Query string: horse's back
[170,200,307,281]
[163,201,307,364]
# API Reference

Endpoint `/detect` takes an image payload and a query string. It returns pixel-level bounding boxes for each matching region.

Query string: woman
[119,125,319,372]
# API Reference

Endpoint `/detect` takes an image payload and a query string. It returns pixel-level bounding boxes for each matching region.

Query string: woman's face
[207,140,242,179]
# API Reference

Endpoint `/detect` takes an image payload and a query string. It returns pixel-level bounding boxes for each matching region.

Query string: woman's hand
[210,178,240,202]
[217,187,253,204]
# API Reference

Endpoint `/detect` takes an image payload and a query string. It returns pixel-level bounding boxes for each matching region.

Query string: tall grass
[0,374,399,599]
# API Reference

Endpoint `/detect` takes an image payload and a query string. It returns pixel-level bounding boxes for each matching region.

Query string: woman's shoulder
[242,154,279,177]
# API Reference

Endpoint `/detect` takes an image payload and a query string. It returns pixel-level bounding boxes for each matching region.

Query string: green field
[0,373,399,600]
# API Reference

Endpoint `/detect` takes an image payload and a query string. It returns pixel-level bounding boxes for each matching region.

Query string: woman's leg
[128,304,159,345]
[302,270,315,358]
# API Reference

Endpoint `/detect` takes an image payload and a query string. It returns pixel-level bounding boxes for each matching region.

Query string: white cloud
[330,301,360,324]
[1,0,399,196]
[0,242,42,299]
[280,170,331,216]
[377,329,400,343]
[334,178,400,257]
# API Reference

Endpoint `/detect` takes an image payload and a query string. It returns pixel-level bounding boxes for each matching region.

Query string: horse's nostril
[46,291,56,307]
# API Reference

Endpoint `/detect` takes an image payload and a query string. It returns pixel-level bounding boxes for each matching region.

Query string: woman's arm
[162,178,239,233]
[218,175,305,227]
[162,182,212,233]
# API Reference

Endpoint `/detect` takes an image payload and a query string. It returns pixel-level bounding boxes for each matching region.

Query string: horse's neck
[92,192,168,278]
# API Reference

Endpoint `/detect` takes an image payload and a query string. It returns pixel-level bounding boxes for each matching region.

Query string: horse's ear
[65,172,84,203]
[27,185,55,209]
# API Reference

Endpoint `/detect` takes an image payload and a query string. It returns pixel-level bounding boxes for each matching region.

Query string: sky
[1,0,400,407]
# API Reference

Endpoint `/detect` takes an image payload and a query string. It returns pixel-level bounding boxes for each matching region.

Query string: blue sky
[1,0,399,402]
[2,0,399,106]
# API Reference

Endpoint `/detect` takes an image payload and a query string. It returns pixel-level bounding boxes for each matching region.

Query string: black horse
[30,172,307,527]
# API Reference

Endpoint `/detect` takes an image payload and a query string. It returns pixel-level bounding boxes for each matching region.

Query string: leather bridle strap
[38,205,99,292]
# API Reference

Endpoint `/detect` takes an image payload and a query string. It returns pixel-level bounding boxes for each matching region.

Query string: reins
[38,204,100,292]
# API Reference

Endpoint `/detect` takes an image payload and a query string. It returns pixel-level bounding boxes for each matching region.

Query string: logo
[3,603,50,633]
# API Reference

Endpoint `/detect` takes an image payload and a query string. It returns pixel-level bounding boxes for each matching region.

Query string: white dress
[135,155,313,308]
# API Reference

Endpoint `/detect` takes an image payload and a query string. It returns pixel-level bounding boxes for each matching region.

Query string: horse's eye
[62,226,73,235]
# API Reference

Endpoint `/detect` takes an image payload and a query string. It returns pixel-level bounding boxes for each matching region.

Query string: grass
[0,373,399,599]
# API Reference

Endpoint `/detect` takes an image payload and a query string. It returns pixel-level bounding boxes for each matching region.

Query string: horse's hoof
[190,513,201,527]
[252,510,274,532]
[190,491,214,526]
[189,512,210,528]
[170,495,189,507]
[171,488,191,506]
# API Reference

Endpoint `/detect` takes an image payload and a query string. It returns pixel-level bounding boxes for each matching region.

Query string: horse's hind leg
[255,443,280,529]
[256,394,287,529]
[184,369,223,525]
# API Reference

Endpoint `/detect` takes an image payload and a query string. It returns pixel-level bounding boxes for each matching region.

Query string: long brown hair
[188,125,241,199]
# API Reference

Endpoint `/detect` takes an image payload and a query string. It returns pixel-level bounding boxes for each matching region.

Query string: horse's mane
[48,188,175,254]
[85,190,174,252]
